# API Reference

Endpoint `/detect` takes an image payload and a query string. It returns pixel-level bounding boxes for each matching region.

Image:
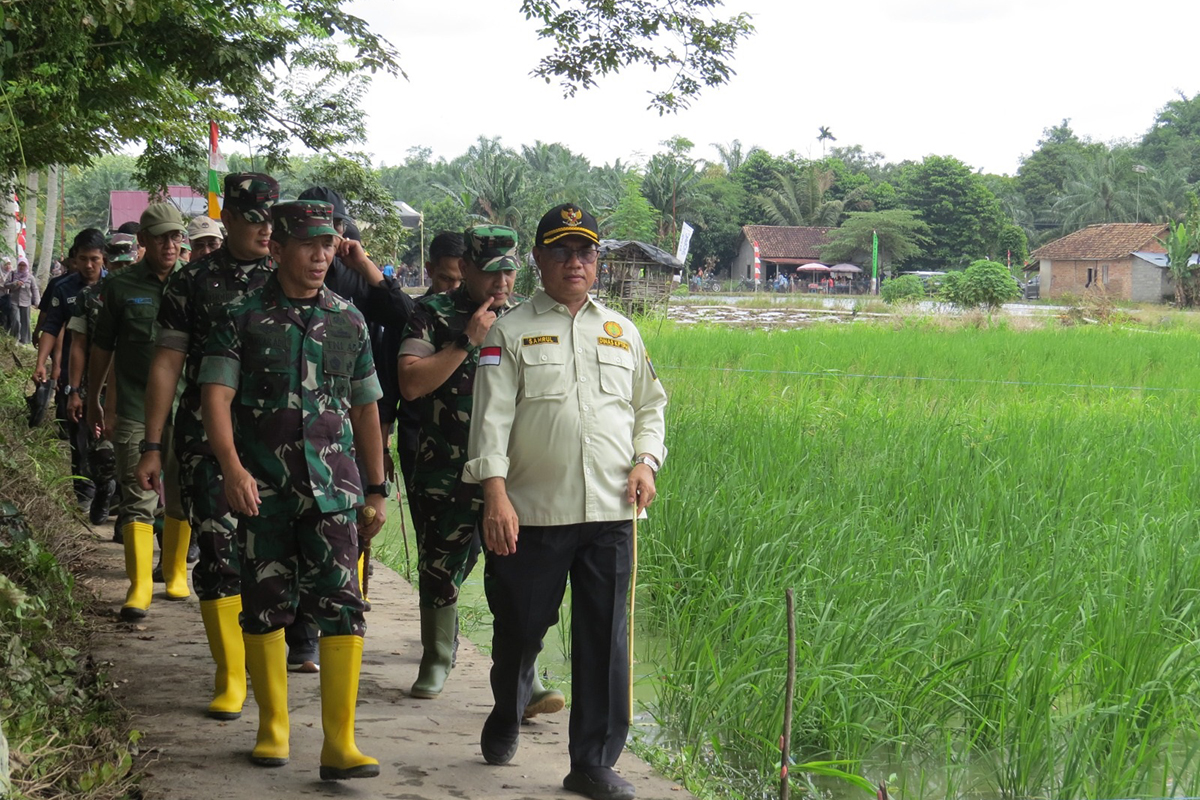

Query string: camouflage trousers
[409,489,483,610]
[179,454,240,602]
[236,490,366,637]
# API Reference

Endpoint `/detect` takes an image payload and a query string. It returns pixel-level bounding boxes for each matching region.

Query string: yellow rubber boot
[318,635,379,780]
[244,629,289,766]
[199,596,247,720]
[162,516,192,600]
[120,521,155,620]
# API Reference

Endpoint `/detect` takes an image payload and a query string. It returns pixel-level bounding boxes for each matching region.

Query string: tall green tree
[759,166,844,227]
[818,210,932,273]
[897,155,1006,269]
[522,0,754,113]
[1052,150,1137,229]
[642,137,702,246]
[605,175,661,242]
[1015,121,1105,235]
[1,1,753,187]
[1139,91,1200,183]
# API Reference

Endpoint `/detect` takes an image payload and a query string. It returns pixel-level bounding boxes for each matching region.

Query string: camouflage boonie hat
[464,224,520,272]
[106,233,137,263]
[271,200,339,240]
[224,172,280,223]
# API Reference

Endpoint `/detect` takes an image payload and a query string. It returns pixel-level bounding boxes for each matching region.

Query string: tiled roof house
[733,225,834,281]
[1030,223,1172,302]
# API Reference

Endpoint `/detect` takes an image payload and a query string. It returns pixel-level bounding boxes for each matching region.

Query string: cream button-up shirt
[463,290,667,526]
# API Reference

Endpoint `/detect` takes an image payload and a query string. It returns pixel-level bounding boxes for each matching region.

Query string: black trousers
[56,391,93,500]
[485,520,632,769]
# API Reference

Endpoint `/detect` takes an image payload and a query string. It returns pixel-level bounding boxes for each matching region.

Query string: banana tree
[1158,219,1200,306]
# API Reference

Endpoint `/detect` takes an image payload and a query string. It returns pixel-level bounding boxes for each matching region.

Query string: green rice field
[377,318,1200,800]
[637,321,1200,799]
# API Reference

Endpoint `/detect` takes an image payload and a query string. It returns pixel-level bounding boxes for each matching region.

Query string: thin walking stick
[360,506,375,599]
[629,501,638,724]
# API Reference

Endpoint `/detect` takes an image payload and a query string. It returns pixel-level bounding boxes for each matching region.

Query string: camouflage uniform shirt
[399,286,517,499]
[198,273,383,514]
[156,246,272,458]
[91,260,175,422]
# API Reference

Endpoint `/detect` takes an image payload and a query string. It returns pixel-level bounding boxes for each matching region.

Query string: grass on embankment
[0,340,139,800]
[636,321,1200,800]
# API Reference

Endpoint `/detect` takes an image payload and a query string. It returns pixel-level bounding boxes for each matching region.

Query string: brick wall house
[1031,223,1170,302]
[735,225,833,282]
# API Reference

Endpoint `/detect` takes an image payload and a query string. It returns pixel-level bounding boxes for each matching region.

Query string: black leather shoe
[563,767,636,800]
[480,714,519,765]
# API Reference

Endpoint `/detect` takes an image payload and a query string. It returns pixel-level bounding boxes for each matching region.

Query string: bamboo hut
[598,239,682,314]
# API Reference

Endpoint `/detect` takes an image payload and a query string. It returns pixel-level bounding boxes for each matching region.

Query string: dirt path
[80,524,693,800]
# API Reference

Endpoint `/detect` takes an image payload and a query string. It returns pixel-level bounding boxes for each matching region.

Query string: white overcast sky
[346,0,1200,176]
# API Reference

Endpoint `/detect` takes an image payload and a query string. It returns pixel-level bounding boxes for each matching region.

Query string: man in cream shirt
[464,203,667,800]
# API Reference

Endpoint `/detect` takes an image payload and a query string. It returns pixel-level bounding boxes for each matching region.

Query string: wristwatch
[365,482,390,497]
[454,332,477,352]
[633,454,660,474]
[138,440,162,454]
[62,385,75,396]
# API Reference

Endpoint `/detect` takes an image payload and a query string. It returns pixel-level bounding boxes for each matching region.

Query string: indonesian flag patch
[479,346,502,367]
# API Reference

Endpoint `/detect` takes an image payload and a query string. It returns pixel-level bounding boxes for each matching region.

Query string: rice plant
[637,323,1200,799]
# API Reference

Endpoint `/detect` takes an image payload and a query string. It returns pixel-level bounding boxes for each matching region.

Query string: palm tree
[817,127,837,158]
[641,152,701,245]
[709,139,760,174]
[1052,152,1137,230]
[760,166,843,227]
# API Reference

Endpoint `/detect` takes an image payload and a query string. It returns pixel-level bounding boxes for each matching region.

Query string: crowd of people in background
[10,181,667,800]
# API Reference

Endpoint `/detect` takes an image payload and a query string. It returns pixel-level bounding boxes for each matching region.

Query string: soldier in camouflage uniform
[133,175,322,723]
[199,200,386,780]
[397,225,519,699]
[86,204,193,620]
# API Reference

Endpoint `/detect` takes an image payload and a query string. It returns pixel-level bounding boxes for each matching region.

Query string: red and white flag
[479,346,502,367]
[752,240,762,284]
[13,192,26,258]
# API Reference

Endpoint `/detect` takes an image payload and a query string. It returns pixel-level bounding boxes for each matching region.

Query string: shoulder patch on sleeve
[479,346,502,366]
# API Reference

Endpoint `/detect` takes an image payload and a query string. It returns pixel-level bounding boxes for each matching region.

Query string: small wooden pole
[781,587,796,800]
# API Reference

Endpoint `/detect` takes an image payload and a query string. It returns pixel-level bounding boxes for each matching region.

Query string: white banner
[675,222,694,264]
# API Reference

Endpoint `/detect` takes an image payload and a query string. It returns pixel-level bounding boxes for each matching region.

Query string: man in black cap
[465,204,668,800]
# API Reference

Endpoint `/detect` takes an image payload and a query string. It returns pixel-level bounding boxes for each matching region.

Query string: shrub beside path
[81,526,692,800]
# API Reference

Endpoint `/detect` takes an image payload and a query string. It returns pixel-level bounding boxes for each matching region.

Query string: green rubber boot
[524,667,566,719]
[410,604,456,699]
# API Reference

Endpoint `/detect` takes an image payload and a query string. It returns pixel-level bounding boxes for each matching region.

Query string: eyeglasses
[545,245,599,265]
[153,231,185,245]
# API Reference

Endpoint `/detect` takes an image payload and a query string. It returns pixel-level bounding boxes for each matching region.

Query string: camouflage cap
[140,202,186,237]
[224,172,280,223]
[106,233,137,263]
[271,200,339,240]
[464,224,520,272]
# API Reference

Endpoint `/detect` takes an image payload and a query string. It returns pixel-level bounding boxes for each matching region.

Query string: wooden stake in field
[629,502,639,724]
[780,587,796,800]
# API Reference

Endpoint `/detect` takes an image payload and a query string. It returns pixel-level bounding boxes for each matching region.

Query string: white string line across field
[656,365,1199,394]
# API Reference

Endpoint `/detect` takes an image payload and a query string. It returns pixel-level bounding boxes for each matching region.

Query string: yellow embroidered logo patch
[598,336,631,351]
[603,321,623,338]
[522,335,560,346]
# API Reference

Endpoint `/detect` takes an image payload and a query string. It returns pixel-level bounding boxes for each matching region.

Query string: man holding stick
[464,204,668,800]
